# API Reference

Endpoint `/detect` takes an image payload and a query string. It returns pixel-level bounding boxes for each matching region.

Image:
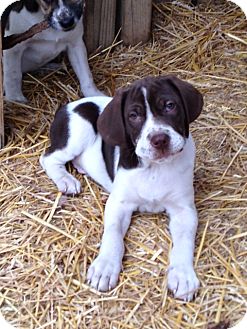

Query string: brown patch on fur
[45,105,69,154]
[73,102,99,133]
[101,142,115,181]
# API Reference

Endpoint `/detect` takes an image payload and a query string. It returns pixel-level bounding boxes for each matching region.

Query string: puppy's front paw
[87,255,121,292]
[56,174,81,195]
[167,265,200,302]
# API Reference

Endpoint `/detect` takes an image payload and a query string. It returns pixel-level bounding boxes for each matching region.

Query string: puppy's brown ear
[97,88,127,146]
[167,75,203,123]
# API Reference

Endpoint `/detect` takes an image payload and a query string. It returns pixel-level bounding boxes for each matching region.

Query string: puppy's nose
[60,16,75,29]
[150,133,170,150]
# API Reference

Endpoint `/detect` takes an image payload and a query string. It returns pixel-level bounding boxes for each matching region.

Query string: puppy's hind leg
[40,106,95,194]
[40,149,82,195]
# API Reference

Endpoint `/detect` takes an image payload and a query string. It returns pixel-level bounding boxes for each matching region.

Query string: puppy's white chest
[22,35,67,72]
[135,170,169,212]
[115,145,194,214]
[138,200,167,213]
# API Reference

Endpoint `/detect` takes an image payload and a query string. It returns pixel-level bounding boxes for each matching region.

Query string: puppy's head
[38,0,84,31]
[98,75,203,165]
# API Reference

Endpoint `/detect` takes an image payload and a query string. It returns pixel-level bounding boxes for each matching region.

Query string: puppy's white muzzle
[50,10,77,31]
[136,128,186,163]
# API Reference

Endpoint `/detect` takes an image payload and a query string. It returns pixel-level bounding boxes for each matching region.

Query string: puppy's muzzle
[59,16,75,30]
[58,11,75,30]
[149,133,170,151]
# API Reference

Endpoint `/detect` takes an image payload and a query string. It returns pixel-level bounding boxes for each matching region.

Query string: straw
[1,0,246,328]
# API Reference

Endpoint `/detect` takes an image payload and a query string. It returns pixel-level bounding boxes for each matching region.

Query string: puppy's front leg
[3,48,27,103]
[87,195,134,291]
[67,39,104,97]
[167,203,200,301]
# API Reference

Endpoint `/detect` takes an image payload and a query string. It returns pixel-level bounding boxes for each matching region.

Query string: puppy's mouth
[150,135,186,162]
[137,145,184,163]
[60,21,76,31]
[153,148,183,161]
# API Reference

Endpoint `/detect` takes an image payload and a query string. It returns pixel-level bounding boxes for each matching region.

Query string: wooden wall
[121,0,152,45]
[84,0,117,54]
[84,0,152,53]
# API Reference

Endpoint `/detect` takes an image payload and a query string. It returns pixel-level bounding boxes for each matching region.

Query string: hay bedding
[0,0,246,328]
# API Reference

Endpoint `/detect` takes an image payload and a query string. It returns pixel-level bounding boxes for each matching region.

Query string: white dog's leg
[3,47,28,103]
[167,204,200,301]
[87,194,134,291]
[67,39,104,97]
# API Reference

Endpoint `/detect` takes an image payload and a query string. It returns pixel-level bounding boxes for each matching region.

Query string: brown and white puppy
[2,0,103,103]
[40,75,203,301]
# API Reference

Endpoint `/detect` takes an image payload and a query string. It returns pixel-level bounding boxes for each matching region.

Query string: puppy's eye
[128,110,144,125]
[129,111,139,120]
[158,99,176,113]
[165,101,175,112]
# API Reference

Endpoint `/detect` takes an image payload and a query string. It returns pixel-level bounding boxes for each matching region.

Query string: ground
[0,0,246,328]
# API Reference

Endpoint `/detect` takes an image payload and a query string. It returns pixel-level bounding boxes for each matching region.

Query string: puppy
[40,75,203,301]
[3,0,103,103]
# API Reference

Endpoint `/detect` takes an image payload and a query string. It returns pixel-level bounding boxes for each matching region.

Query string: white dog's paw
[5,93,28,103]
[87,255,121,292]
[55,174,81,195]
[167,265,200,302]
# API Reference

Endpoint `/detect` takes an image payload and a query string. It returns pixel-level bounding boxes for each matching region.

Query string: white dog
[3,0,102,102]
[40,75,203,301]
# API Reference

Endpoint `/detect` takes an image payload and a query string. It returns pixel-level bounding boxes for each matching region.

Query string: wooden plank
[0,25,4,148]
[99,0,116,49]
[121,0,152,45]
[84,0,117,54]
[84,0,101,54]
